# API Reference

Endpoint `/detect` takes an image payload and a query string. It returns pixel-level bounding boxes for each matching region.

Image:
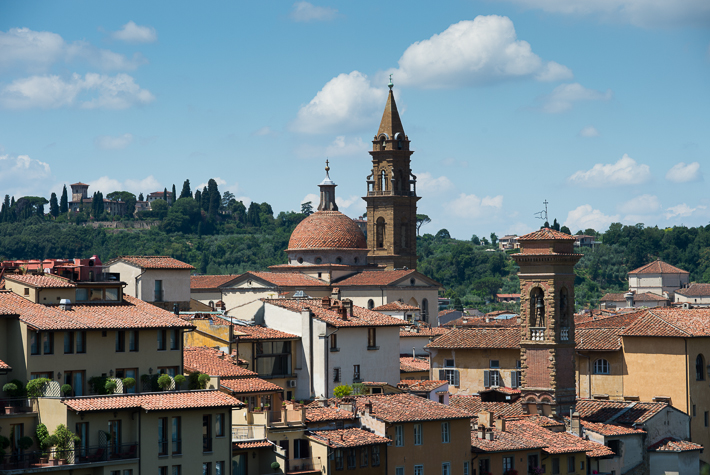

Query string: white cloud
[290,2,338,22]
[111,21,157,43]
[195,178,245,198]
[665,161,701,183]
[564,204,619,233]
[504,222,534,236]
[383,16,572,89]
[0,73,155,109]
[88,175,161,195]
[441,157,469,168]
[579,126,600,137]
[538,83,612,113]
[568,154,651,188]
[664,203,707,219]
[618,194,661,215]
[0,27,146,72]
[94,133,134,150]
[291,71,387,134]
[294,136,369,159]
[495,0,710,28]
[251,126,276,137]
[447,193,503,219]
[301,193,318,205]
[417,172,455,196]
[336,195,365,215]
[0,154,53,197]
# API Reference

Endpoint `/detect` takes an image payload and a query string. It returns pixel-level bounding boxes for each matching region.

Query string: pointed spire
[318,160,338,211]
[377,79,405,139]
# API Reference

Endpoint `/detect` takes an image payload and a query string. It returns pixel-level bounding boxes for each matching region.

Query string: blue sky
[1,0,709,239]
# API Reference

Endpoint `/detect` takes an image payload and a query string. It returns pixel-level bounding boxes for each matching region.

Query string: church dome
[288,211,366,251]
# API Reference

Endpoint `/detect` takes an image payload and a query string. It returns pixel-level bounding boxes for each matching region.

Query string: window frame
[413,423,423,446]
[367,327,377,349]
[441,421,450,443]
[215,413,225,438]
[696,354,705,381]
[172,417,182,455]
[333,367,341,383]
[43,332,54,355]
[76,331,86,353]
[593,358,610,375]
[129,330,139,352]
[442,462,450,475]
[360,446,368,467]
[157,329,167,351]
[64,331,74,354]
[116,331,126,353]
[158,417,168,456]
[371,445,380,466]
[395,424,404,447]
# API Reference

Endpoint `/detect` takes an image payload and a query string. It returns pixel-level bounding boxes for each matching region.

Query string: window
[442,462,450,475]
[396,468,405,475]
[215,462,224,475]
[347,448,356,469]
[367,299,374,310]
[116,331,126,352]
[215,413,225,437]
[422,298,428,322]
[158,417,168,455]
[170,329,179,350]
[75,422,89,456]
[503,456,514,472]
[172,467,181,475]
[76,331,86,353]
[485,370,501,387]
[109,420,122,454]
[489,360,499,368]
[157,329,167,351]
[594,358,610,374]
[696,354,705,380]
[693,405,696,416]
[568,456,575,473]
[159,468,168,475]
[24,287,29,295]
[202,462,211,475]
[203,415,212,453]
[414,465,424,475]
[294,439,310,459]
[255,341,292,377]
[395,425,404,446]
[76,288,89,301]
[367,328,377,348]
[64,331,74,354]
[123,471,133,475]
[353,365,360,382]
[360,446,368,467]
[335,449,343,470]
[511,370,522,388]
[552,457,560,474]
[705,411,708,427]
[43,332,54,354]
[129,331,139,352]
[155,280,163,302]
[440,365,460,387]
[330,333,338,351]
[30,332,40,355]
[371,445,380,466]
[333,367,341,383]
[172,417,181,455]
[414,423,422,445]
[528,454,539,474]
[105,287,119,301]
[441,422,450,443]
[64,370,85,396]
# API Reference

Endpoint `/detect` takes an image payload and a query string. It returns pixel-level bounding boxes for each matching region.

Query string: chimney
[570,411,582,437]
[486,430,494,441]
[322,296,331,308]
[364,401,373,415]
[478,410,494,428]
[495,417,506,432]
[624,291,634,308]
[338,304,348,320]
[342,299,353,317]
[59,299,71,311]
[477,425,486,439]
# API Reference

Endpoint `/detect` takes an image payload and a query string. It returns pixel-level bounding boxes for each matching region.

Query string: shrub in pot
[60,384,72,397]
[104,380,118,394]
[173,374,186,390]
[157,374,172,391]
[122,377,136,393]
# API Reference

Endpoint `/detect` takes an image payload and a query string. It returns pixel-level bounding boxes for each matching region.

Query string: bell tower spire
[363,79,419,270]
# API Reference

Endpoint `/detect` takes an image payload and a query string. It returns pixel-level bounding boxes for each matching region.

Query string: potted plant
[26,378,51,398]
[2,383,17,413]
[198,374,210,389]
[122,377,136,393]
[36,423,51,464]
[0,435,9,468]
[157,374,172,391]
[18,436,33,467]
[52,425,79,465]
[271,461,280,470]
[173,374,186,390]
[104,380,118,394]
[60,384,72,397]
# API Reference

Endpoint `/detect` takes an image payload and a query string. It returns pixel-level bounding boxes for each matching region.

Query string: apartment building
[307,428,389,475]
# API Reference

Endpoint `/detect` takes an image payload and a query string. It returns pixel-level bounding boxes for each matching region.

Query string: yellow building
[307,428,389,474]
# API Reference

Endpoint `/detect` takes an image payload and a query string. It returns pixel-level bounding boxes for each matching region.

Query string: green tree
[435,229,451,240]
[471,234,480,245]
[138,192,144,201]
[207,179,221,219]
[180,179,192,199]
[416,214,431,236]
[107,191,137,217]
[194,189,201,205]
[49,193,59,218]
[171,184,177,206]
[162,198,201,233]
[230,200,247,225]
[301,201,313,216]
[201,186,209,211]
[333,385,353,398]
[490,233,498,246]
[221,191,235,212]
[149,199,169,219]
[560,225,571,235]
[60,185,68,213]
[247,202,261,227]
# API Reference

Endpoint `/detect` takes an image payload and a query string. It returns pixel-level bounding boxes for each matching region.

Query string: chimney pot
[322,296,331,308]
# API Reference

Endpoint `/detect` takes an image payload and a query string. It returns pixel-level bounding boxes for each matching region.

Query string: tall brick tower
[363,80,419,270]
[512,228,582,418]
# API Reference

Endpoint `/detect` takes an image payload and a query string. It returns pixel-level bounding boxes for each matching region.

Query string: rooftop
[470,427,548,454]
[575,399,667,425]
[621,307,710,337]
[397,380,446,392]
[287,211,367,251]
[233,440,272,450]
[647,438,703,452]
[231,323,299,340]
[675,282,710,297]
[354,393,472,423]
[306,405,357,423]
[265,298,406,328]
[628,259,688,275]
[190,275,241,289]
[334,269,439,287]
[108,256,195,270]
[449,395,524,419]
[5,274,76,288]
[578,419,646,437]
[517,228,576,241]
[600,292,668,302]
[426,327,521,349]
[62,390,243,412]
[0,358,10,370]
[399,326,448,338]
[399,357,430,373]
[308,428,390,448]
[373,300,419,311]
[506,420,614,458]
[183,346,257,378]
[220,377,283,394]
[244,271,327,288]
[575,328,623,351]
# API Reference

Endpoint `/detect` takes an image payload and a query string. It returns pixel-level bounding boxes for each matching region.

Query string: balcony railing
[232,425,267,441]
[561,327,570,341]
[0,443,138,470]
[0,398,33,415]
[287,457,322,473]
[530,328,545,341]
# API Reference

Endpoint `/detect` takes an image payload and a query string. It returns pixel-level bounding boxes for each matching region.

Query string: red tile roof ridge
[109,256,195,270]
[5,273,77,288]
[0,358,11,370]
[628,259,688,275]
[517,228,575,241]
[233,440,273,449]
[220,377,283,394]
[619,308,710,337]
[675,282,710,297]
[183,346,257,377]
[62,389,243,412]
[264,298,407,328]
[308,428,390,448]
[577,419,646,436]
[399,326,448,337]
[305,405,357,422]
[647,437,703,452]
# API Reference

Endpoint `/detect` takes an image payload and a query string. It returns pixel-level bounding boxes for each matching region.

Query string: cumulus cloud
[337,195,365,215]
[383,16,572,89]
[290,2,339,22]
[537,83,612,113]
[294,136,369,159]
[564,205,619,233]
[618,194,661,215]
[416,172,455,196]
[664,203,707,219]
[291,71,387,134]
[111,21,157,43]
[0,27,147,72]
[579,126,600,137]
[88,175,162,196]
[495,0,710,28]
[447,193,503,219]
[0,154,53,197]
[94,133,134,150]
[301,193,318,205]
[0,73,155,109]
[665,161,701,183]
[568,154,651,188]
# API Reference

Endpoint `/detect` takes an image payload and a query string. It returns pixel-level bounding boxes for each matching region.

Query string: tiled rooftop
[306,405,357,423]
[109,256,195,270]
[220,377,282,394]
[183,346,257,378]
[234,440,272,450]
[354,393,472,423]
[287,211,367,250]
[399,357,430,373]
[438,309,460,317]
[449,395,524,419]
[621,308,710,337]
[397,380,446,392]
[308,428,390,448]
[647,438,703,452]
[5,274,76,288]
[334,270,422,287]
[675,282,710,297]
[62,390,243,412]
[576,313,642,329]
[425,327,521,349]
[399,326,448,338]
[628,259,688,275]
[373,301,419,311]
[575,399,667,425]
[575,328,623,351]
[578,419,646,436]
[0,358,11,370]
[517,228,575,241]
[190,275,241,289]
[600,292,668,302]
[506,420,615,457]
[231,323,299,340]
[245,271,327,287]
[470,427,548,453]
[265,298,406,328]
[0,292,194,331]
[442,316,519,328]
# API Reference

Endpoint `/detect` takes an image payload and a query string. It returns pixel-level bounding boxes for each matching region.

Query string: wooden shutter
[439,369,446,381]
[484,370,490,388]
[453,370,460,387]
[511,370,518,388]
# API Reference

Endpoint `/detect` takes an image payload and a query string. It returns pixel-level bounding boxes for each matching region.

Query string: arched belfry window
[697,354,706,381]
[376,217,385,248]
[530,287,545,328]
[400,219,408,249]
[380,170,387,191]
[367,299,374,310]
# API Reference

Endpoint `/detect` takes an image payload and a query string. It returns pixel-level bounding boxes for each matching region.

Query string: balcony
[0,443,138,471]
[232,425,267,441]
[530,328,545,341]
[561,327,570,341]
[0,398,34,415]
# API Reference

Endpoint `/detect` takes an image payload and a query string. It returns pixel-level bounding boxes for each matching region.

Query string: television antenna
[534,200,549,223]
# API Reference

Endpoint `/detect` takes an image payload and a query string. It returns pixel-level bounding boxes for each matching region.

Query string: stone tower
[512,228,582,418]
[363,82,419,270]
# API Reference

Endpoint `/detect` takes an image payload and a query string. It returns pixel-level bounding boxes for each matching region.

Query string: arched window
[530,287,545,328]
[335,257,342,264]
[594,359,610,375]
[376,217,385,248]
[422,298,428,323]
[696,354,705,381]
[559,287,569,327]
[315,257,322,264]
[367,299,374,310]
[380,170,387,191]
[209,301,214,310]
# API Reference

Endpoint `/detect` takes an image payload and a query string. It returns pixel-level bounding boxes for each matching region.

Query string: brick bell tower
[512,228,582,418]
[363,79,419,270]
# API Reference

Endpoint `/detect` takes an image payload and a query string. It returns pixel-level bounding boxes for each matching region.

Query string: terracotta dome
[288,211,366,250]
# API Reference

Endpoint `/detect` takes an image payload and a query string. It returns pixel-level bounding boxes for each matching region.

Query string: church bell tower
[512,228,582,418]
[363,80,419,270]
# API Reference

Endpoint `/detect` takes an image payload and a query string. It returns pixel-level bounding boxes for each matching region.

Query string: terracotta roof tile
[190,275,241,289]
[265,299,406,328]
[576,313,642,329]
[647,438,703,452]
[5,274,75,288]
[62,390,243,412]
[246,271,327,287]
[578,420,646,436]
[675,283,710,297]
[506,420,614,457]
[628,260,688,275]
[373,301,419,311]
[288,211,366,250]
[352,393,472,423]
[334,270,419,286]
[399,357,429,373]
[600,292,668,302]
[443,316,519,328]
[234,440,272,449]
[479,387,521,396]
[306,405,357,423]
[109,256,195,270]
[470,427,548,453]
[231,323,299,341]
[575,399,667,425]
[506,414,563,428]
[449,395,524,418]
[0,358,11,370]
[183,346,257,377]
[397,380,446,392]
[399,326,448,338]
[0,292,193,331]
[517,228,575,241]
[220,377,282,394]
[426,327,521,349]
[621,308,710,337]
[438,309,460,317]
[575,328,623,351]
[308,428,390,448]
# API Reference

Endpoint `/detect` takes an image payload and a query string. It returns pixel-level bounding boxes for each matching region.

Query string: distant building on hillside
[147,190,174,206]
[628,259,690,298]
[498,235,519,250]
[68,182,127,216]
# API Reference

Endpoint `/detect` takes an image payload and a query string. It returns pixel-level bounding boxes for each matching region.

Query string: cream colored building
[674,282,710,307]
[627,259,689,298]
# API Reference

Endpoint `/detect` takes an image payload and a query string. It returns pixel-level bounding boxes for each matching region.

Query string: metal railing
[530,327,545,341]
[560,327,570,341]
[0,398,33,414]
[232,425,266,441]
[0,443,138,470]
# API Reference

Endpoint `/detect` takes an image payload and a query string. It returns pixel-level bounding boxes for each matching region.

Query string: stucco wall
[576,350,625,399]
[623,337,687,407]
[109,262,191,304]
[429,347,520,395]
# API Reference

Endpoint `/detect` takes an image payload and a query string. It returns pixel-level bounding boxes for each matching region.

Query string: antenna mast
[534,200,549,223]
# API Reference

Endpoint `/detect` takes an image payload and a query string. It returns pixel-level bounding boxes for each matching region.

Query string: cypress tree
[207,179,220,219]
[138,192,144,201]
[194,189,201,204]
[163,187,168,205]
[60,185,68,213]
[49,192,59,218]
[171,184,176,205]
[201,186,209,211]
[180,179,192,199]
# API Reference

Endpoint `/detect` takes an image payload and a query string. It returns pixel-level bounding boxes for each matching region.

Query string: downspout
[135,268,147,300]
[323,325,340,398]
